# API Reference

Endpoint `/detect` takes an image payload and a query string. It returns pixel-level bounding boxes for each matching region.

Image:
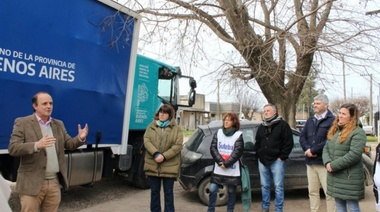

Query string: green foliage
[296,64,323,117]
[366,136,378,142]
[183,130,195,137]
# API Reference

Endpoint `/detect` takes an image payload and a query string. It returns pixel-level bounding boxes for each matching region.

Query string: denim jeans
[258,159,285,212]
[207,183,237,212]
[335,198,361,212]
[149,176,175,212]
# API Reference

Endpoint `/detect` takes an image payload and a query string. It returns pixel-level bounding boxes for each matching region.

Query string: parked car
[363,125,375,136]
[295,119,307,132]
[179,120,374,206]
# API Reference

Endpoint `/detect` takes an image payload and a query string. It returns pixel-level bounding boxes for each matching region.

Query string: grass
[183,131,379,142]
[183,130,195,137]
[367,136,378,142]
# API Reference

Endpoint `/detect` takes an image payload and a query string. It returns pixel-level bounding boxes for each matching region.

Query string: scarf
[262,114,283,127]
[223,127,236,136]
[262,114,283,135]
[156,120,170,128]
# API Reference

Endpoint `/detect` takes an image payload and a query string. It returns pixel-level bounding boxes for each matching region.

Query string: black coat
[255,119,294,166]
[210,130,244,186]
[300,110,335,165]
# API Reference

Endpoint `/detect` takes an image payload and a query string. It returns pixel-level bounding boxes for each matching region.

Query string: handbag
[240,161,251,212]
[241,164,250,191]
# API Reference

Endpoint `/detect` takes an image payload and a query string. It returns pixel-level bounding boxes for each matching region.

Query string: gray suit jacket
[8,114,84,195]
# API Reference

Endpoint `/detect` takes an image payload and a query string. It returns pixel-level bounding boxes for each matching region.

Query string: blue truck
[0,0,196,189]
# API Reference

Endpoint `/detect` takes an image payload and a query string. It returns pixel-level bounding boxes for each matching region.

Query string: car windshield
[184,128,205,151]
[241,127,257,151]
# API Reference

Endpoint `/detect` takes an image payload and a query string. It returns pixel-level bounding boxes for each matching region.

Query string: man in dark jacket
[300,94,336,212]
[255,103,294,212]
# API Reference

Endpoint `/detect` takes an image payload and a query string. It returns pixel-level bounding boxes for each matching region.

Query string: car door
[284,132,308,189]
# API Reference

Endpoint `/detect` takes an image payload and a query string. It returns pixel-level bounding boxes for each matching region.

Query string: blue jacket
[300,110,335,165]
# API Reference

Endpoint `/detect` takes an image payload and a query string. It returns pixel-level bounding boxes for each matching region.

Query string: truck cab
[121,54,196,188]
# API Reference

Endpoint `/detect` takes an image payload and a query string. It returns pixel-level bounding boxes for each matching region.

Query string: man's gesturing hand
[37,135,56,150]
[78,123,89,141]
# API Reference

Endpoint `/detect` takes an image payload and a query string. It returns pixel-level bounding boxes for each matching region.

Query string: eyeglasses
[159,111,169,115]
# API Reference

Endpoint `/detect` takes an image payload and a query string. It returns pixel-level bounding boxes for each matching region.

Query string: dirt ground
[74,142,378,212]
[74,180,376,212]
[9,167,377,212]
[8,142,378,212]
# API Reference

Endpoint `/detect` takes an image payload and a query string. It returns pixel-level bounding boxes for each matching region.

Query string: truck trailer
[0,0,196,189]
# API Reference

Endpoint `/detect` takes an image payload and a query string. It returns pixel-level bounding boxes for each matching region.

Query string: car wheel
[197,176,228,206]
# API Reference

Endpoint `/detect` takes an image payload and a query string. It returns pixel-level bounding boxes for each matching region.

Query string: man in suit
[300,94,336,212]
[8,91,88,212]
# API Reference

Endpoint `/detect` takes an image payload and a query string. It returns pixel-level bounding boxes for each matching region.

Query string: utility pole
[217,80,220,120]
[343,57,346,101]
[361,74,373,126]
[370,74,373,126]
[239,92,243,120]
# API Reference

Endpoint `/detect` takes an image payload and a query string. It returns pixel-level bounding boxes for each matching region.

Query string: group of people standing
[207,103,294,212]
[143,103,295,212]
[205,93,370,212]
[1,92,372,212]
[301,94,367,212]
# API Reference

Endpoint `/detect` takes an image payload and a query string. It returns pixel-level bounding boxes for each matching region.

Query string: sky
[123,0,380,111]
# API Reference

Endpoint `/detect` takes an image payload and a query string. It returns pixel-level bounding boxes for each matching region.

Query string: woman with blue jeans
[143,104,183,212]
[323,103,367,212]
[207,112,244,212]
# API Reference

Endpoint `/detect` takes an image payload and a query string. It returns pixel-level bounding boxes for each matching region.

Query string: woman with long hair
[207,112,244,212]
[323,103,366,212]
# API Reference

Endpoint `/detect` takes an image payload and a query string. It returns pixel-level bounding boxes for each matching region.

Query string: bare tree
[329,96,370,118]
[234,91,263,120]
[121,0,380,127]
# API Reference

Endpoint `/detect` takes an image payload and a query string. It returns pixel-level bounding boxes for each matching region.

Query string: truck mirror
[159,66,174,79]
[188,89,196,106]
[189,78,197,89]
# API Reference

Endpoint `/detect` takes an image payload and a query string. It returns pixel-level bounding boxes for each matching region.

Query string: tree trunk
[266,91,298,128]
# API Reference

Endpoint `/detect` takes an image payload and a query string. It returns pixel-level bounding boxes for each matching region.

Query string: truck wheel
[133,152,150,189]
[197,176,228,206]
